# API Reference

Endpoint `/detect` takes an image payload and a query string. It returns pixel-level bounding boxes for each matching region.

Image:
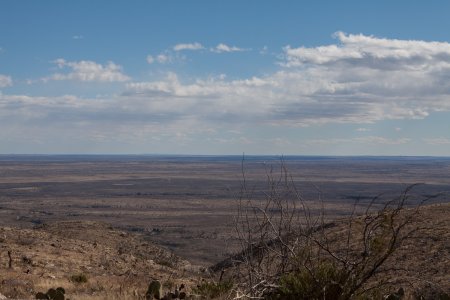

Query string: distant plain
[1,155,449,265]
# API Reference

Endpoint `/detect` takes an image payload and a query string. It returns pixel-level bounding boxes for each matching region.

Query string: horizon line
[0,153,449,158]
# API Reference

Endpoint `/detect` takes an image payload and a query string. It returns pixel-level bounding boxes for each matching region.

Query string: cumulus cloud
[0,74,12,88]
[44,59,130,82]
[269,32,450,124]
[173,42,204,51]
[23,33,450,129]
[211,43,248,53]
[123,32,450,126]
[283,31,450,67]
[6,33,450,144]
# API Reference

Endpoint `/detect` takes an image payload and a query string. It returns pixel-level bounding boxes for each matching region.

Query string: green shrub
[268,262,348,300]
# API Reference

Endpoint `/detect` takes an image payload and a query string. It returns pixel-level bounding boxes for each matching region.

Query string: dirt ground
[0,203,448,299]
[0,156,449,299]
[1,156,449,265]
[0,220,202,299]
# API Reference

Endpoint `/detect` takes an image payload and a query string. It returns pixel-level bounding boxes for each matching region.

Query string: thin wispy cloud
[146,42,248,66]
[173,42,204,51]
[423,138,450,145]
[211,43,248,53]
[356,128,371,132]
[146,55,155,64]
[259,45,268,55]
[0,74,13,87]
[306,136,411,146]
[43,59,130,82]
[156,54,172,64]
[147,52,182,64]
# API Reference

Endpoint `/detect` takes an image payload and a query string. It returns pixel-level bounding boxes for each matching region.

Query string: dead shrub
[226,159,440,299]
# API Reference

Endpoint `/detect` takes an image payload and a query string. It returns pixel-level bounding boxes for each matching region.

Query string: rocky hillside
[0,221,200,299]
[212,202,450,299]
[1,203,449,299]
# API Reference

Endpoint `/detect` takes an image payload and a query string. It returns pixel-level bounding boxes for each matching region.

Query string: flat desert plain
[0,155,449,265]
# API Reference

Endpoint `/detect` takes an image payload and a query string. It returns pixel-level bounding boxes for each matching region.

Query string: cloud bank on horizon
[1,32,450,155]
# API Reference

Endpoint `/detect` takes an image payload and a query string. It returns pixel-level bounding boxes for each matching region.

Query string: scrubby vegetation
[192,280,233,299]
[35,287,66,300]
[207,160,449,299]
[70,273,88,284]
[1,160,449,299]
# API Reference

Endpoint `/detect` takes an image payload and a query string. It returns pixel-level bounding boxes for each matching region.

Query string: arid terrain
[0,220,197,299]
[0,155,449,299]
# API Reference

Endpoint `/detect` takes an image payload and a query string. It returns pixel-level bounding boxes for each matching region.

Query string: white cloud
[423,138,450,145]
[0,74,12,87]
[72,35,84,40]
[119,32,450,128]
[211,43,248,53]
[147,51,183,64]
[356,136,411,145]
[356,128,370,132]
[283,31,450,67]
[156,54,171,64]
[120,32,450,128]
[306,136,411,146]
[146,50,186,65]
[146,55,155,64]
[5,33,450,152]
[0,92,215,153]
[44,59,130,82]
[260,45,268,55]
[173,42,204,51]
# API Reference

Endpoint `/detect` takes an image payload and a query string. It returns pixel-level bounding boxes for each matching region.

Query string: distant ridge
[1,154,450,162]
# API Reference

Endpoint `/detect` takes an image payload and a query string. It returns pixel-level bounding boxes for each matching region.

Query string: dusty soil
[0,203,448,299]
[0,220,200,299]
[1,156,449,265]
[0,156,449,299]
[213,202,450,299]
[325,203,450,296]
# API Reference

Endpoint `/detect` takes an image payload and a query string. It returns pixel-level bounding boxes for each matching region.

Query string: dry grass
[0,221,198,299]
[0,205,448,299]
[213,202,450,299]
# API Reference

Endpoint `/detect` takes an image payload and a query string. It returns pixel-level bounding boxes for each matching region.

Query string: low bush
[228,159,440,299]
[269,262,347,300]
[192,280,233,299]
[70,273,88,284]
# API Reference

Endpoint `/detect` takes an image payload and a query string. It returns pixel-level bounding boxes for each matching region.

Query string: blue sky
[1,1,450,155]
